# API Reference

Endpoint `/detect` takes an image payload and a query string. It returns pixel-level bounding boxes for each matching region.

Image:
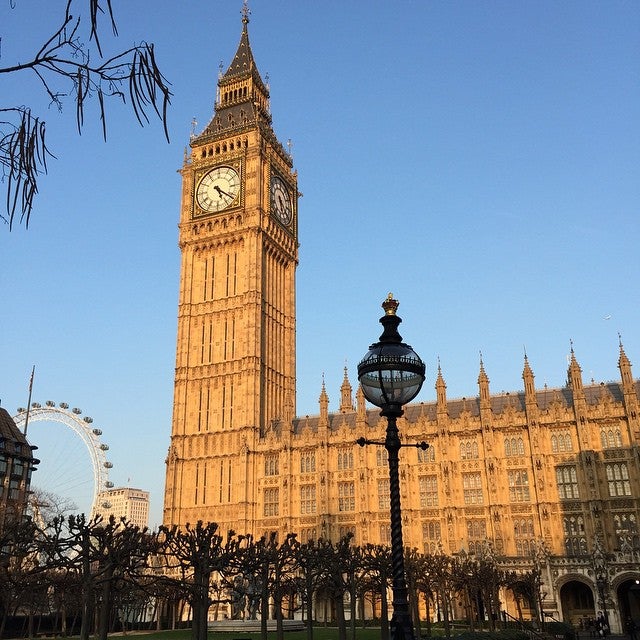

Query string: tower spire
[339,365,354,414]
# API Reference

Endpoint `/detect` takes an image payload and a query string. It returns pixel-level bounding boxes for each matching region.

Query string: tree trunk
[381,586,390,640]
[349,583,356,640]
[275,588,284,640]
[98,572,112,640]
[305,576,314,640]
[335,593,347,640]
[260,573,269,640]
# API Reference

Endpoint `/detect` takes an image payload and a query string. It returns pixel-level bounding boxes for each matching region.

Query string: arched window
[300,450,315,473]
[418,446,435,463]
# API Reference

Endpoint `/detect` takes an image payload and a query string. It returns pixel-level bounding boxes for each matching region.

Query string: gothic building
[163,10,640,630]
[0,407,39,531]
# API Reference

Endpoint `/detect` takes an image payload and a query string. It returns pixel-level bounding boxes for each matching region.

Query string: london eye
[12,402,114,518]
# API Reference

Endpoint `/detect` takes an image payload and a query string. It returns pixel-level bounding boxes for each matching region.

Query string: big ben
[163,8,298,533]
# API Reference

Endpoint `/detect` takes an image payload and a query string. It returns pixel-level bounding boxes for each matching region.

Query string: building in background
[0,407,39,531]
[163,10,640,631]
[96,487,149,529]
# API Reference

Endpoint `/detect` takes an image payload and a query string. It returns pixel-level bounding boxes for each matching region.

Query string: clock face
[196,166,240,213]
[270,176,292,225]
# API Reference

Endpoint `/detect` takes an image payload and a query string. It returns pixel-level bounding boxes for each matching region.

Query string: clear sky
[2,1,638,528]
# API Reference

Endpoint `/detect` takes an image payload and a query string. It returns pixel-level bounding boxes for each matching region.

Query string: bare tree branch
[0,0,172,229]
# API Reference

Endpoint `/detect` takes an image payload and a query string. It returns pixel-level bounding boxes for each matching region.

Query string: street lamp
[596,572,609,624]
[357,294,426,640]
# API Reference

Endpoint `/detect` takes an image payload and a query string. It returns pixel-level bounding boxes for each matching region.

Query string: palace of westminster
[155,9,640,632]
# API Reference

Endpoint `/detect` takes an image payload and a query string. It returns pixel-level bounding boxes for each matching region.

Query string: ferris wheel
[12,401,114,518]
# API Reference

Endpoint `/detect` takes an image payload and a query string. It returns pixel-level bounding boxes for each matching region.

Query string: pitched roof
[0,407,35,459]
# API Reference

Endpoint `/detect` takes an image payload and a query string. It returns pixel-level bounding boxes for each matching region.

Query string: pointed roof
[193,8,274,145]
[224,14,259,79]
[478,352,489,385]
[619,334,632,368]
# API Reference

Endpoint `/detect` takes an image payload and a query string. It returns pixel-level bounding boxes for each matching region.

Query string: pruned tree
[360,543,392,640]
[1,0,172,229]
[158,521,235,640]
[295,538,333,640]
[316,534,355,640]
[0,516,39,638]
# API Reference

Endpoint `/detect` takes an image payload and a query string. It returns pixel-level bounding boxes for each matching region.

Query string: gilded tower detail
[163,12,298,533]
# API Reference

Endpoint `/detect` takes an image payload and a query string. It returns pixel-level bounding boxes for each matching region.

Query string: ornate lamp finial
[382,293,399,316]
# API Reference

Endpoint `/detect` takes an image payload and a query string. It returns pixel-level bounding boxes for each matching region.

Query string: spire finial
[242,0,251,25]
[619,332,623,348]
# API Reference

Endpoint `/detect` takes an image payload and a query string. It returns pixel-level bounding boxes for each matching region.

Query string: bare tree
[158,521,235,640]
[360,543,392,640]
[0,0,171,229]
[295,538,333,640]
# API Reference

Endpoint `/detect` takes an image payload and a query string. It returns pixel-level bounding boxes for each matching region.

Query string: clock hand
[213,185,234,199]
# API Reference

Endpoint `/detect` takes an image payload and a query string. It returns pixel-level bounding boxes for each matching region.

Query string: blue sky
[2,1,638,528]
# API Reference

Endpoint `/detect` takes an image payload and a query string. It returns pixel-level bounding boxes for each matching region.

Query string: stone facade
[164,13,640,630]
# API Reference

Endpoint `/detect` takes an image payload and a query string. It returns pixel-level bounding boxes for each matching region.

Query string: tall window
[614,513,638,549]
[556,466,579,499]
[418,446,435,463]
[377,479,390,511]
[601,428,623,449]
[504,436,525,457]
[300,484,316,515]
[376,448,387,467]
[300,450,316,473]
[508,470,530,502]
[8,478,20,500]
[463,473,483,505]
[299,527,317,542]
[563,516,587,556]
[466,520,487,554]
[514,518,534,556]
[419,475,439,507]
[551,431,573,453]
[264,454,279,476]
[337,448,354,470]
[422,521,441,553]
[606,463,631,496]
[339,525,355,540]
[338,482,355,512]
[379,525,391,545]
[460,440,479,460]
[263,488,279,516]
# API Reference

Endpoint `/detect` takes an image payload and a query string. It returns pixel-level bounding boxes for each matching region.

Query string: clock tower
[163,9,298,532]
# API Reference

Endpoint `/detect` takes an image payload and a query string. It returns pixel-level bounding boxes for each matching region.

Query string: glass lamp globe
[357,294,425,408]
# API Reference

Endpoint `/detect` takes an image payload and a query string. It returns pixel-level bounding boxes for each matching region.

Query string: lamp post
[596,572,609,625]
[357,294,426,640]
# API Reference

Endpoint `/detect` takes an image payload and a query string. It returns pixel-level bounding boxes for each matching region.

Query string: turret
[339,367,354,414]
[523,353,536,402]
[319,376,329,427]
[567,343,590,450]
[356,385,367,423]
[478,353,491,408]
[436,359,448,419]
[618,336,640,439]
